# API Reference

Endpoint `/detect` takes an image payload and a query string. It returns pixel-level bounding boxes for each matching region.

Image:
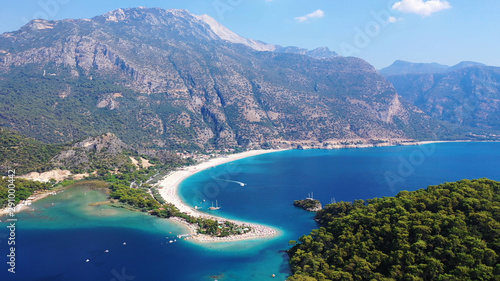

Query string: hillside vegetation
[0,177,52,208]
[0,8,460,150]
[288,179,500,281]
[0,128,185,177]
[0,128,63,174]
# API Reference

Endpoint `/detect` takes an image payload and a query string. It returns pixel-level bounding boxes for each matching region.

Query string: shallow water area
[0,142,499,280]
[16,184,183,232]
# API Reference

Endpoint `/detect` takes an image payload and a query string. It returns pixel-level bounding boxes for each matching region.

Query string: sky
[0,0,499,69]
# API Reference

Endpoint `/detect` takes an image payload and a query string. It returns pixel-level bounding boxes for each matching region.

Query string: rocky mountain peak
[74,133,129,153]
[306,47,338,59]
[194,14,276,52]
[447,61,487,72]
[102,8,127,22]
[0,7,452,148]
[50,132,136,173]
[98,7,192,23]
[25,19,56,30]
[91,7,218,40]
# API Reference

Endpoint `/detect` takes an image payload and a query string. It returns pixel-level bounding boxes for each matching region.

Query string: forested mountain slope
[0,8,451,150]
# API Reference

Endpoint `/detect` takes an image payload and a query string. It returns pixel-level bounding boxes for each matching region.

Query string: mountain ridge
[380,60,492,76]
[379,60,450,76]
[0,7,476,150]
[386,63,500,131]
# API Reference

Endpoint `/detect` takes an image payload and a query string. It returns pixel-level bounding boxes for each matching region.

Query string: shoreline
[0,180,104,217]
[154,140,485,242]
[156,149,284,243]
[0,188,59,217]
[281,139,498,150]
[1,140,494,224]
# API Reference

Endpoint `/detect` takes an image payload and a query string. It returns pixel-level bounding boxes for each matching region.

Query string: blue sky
[0,0,499,69]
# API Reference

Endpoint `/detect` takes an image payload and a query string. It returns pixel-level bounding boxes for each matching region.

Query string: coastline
[156,149,284,243]
[279,139,496,150]
[0,189,59,217]
[154,140,481,242]
[1,140,493,223]
[0,180,105,217]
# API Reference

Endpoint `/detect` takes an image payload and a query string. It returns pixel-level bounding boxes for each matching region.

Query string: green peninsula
[288,179,500,280]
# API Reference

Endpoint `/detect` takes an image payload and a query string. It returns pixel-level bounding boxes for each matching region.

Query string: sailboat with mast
[306,192,314,200]
[209,200,221,210]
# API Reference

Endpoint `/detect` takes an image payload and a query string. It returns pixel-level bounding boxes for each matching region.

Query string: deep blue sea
[1,142,499,281]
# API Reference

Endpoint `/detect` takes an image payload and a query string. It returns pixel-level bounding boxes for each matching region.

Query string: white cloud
[392,0,451,17]
[295,9,325,23]
[389,16,403,23]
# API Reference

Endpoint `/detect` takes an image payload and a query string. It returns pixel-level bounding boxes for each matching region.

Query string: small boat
[169,240,173,243]
[86,259,90,262]
[208,200,221,211]
[271,274,276,278]
[105,250,109,253]
[123,242,127,245]
[306,192,314,200]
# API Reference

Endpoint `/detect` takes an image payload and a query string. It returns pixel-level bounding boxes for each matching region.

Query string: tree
[288,179,500,280]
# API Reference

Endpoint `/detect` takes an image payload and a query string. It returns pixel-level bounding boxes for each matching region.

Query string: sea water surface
[1,142,500,280]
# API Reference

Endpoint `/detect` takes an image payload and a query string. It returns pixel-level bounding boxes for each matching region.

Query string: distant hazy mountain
[386,64,500,130]
[379,60,450,76]
[380,60,490,76]
[447,61,486,72]
[0,8,462,149]
[273,46,337,60]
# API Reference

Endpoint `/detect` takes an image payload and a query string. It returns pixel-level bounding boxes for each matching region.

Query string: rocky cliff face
[51,133,133,172]
[386,66,500,131]
[0,8,447,149]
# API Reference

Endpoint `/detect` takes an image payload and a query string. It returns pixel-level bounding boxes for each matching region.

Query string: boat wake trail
[214,178,247,187]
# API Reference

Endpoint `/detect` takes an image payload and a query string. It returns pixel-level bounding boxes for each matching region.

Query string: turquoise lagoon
[1,142,500,280]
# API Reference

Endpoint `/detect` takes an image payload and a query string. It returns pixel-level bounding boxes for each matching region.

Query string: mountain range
[379,60,487,76]
[0,7,495,154]
[381,61,500,131]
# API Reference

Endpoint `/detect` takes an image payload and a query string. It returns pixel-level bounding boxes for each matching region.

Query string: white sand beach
[156,149,284,242]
